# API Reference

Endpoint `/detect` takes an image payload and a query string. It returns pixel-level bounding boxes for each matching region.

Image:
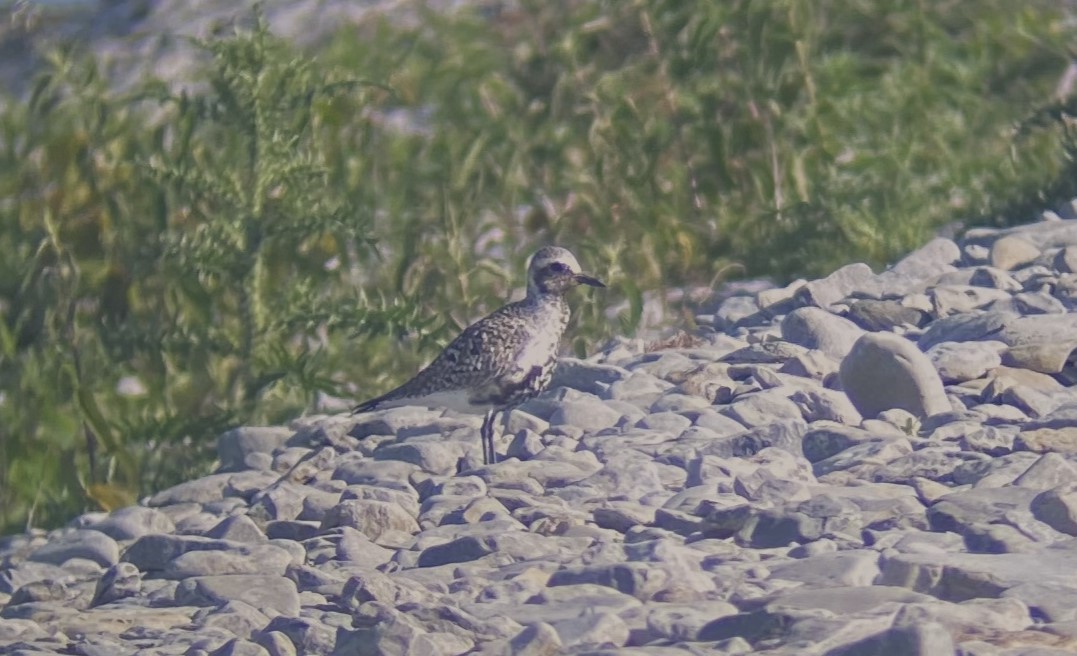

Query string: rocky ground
[5,215,1077,655]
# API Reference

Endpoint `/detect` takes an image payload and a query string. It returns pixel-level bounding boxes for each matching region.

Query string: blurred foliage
[0,0,1073,534]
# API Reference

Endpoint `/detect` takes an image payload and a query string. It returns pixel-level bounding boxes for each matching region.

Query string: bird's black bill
[575,274,606,288]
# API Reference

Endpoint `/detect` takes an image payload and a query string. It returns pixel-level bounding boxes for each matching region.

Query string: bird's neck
[524,289,570,316]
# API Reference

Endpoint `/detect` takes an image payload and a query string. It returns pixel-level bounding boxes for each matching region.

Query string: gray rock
[991,234,1042,270]
[331,453,420,492]
[878,542,1077,602]
[768,550,880,587]
[262,615,337,655]
[208,639,271,656]
[794,263,879,308]
[88,506,176,540]
[634,411,693,434]
[728,507,823,547]
[998,289,1069,314]
[926,340,1004,383]
[917,311,1014,351]
[778,349,840,380]
[757,279,806,310]
[720,390,803,427]
[8,578,71,607]
[997,314,1077,349]
[644,602,739,643]
[790,388,863,424]
[929,284,1012,316]
[712,294,761,329]
[204,515,267,544]
[1003,340,1077,377]
[349,406,447,439]
[927,486,1041,538]
[0,560,67,596]
[194,600,270,640]
[840,332,950,419]
[781,307,865,360]
[28,529,119,568]
[801,425,880,463]
[1017,426,1077,454]
[1013,453,1077,490]
[319,499,419,543]
[1002,581,1077,622]
[502,622,563,656]
[886,236,962,280]
[417,535,494,567]
[145,472,237,506]
[175,575,300,616]
[823,621,954,656]
[699,420,808,459]
[721,341,811,366]
[844,299,928,331]
[218,426,294,472]
[91,562,142,606]
[122,534,290,576]
[550,358,630,395]
[1031,483,1077,536]
[871,447,987,484]
[813,438,913,477]
[164,542,296,579]
[373,441,463,476]
[958,425,1017,457]
[549,611,628,650]
[548,562,670,601]
[1054,245,1077,273]
[548,399,624,432]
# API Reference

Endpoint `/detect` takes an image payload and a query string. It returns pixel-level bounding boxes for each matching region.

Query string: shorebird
[352,246,605,464]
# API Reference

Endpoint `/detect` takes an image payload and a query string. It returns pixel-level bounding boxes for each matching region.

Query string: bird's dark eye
[549,262,569,273]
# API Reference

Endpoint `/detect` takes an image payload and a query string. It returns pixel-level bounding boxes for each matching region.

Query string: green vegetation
[0,0,1073,534]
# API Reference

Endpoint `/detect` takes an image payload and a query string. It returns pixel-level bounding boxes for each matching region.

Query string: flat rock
[175,575,300,616]
[88,506,176,540]
[767,550,881,587]
[844,299,928,331]
[319,499,420,542]
[878,540,1077,601]
[145,472,237,506]
[794,263,879,308]
[548,399,624,432]
[217,426,295,472]
[28,530,119,568]
[926,340,1004,383]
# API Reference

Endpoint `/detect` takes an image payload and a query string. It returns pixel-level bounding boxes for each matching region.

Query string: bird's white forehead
[528,247,581,273]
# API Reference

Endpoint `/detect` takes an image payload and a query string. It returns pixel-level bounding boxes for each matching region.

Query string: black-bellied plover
[353,246,605,464]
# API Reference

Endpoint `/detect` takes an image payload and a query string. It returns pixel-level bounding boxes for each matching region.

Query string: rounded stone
[840,332,950,419]
[990,235,1041,271]
[780,307,865,360]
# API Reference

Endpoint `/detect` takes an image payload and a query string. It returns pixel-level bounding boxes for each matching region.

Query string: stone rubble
[5,216,1077,654]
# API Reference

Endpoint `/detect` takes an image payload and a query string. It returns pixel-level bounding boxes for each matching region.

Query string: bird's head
[526,246,605,297]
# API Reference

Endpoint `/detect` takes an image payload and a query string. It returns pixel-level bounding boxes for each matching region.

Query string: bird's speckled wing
[353,301,535,412]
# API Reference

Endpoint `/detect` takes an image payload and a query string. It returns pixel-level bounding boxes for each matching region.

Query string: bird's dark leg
[481,409,497,465]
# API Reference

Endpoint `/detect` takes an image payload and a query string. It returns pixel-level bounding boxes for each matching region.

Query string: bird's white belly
[380,388,497,415]
[513,322,560,374]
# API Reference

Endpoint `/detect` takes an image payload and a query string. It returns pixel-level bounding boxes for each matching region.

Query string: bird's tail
[352,391,392,415]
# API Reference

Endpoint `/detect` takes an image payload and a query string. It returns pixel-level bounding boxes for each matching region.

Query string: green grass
[0,0,1074,534]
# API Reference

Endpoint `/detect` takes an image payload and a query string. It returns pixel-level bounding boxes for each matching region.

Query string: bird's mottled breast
[513,295,570,373]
